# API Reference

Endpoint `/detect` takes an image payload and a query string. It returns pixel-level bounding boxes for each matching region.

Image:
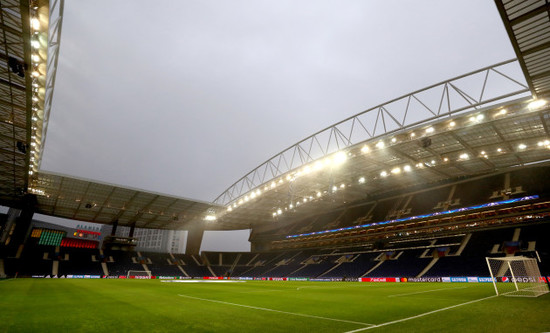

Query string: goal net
[127,270,152,279]
[486,256,549,297]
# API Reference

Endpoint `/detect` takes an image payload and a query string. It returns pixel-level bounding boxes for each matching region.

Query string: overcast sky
[37,1,517,251]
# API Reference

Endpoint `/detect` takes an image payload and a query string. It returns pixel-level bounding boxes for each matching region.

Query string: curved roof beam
[215,59,530,205]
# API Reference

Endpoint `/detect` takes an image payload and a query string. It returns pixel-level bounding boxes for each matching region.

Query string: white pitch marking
[343,294,497,333]
[387,286,468,297]
[178,294,375,327]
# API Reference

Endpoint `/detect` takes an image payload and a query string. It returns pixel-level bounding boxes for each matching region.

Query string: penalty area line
[177,294,375,327]
[343,294,497,333]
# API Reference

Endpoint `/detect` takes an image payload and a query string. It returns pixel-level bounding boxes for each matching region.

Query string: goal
[486,256,549,297]
[127,270,152,279]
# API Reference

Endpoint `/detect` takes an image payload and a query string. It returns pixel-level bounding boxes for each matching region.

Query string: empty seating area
[3,220,550,279]
[57,248,103,276]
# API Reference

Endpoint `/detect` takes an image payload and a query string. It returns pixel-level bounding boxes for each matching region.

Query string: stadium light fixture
[391,137,397,143]
[361,145,369,154]
[340,183,345,189]
[528,99,547,110]
[449,121,456,128]
[31,17,40,30]
[459,153,469,160]
[204,215,216,221]
[518,143,527,150]
[333,151,347,165]
[358,177,365,184]
[375,141,385,149]
[403,165,411,172]
[332,185,337,192]
[380,171,388,177]
[316,192,322,197]
[425,127,434,134]
[391,167,401,174]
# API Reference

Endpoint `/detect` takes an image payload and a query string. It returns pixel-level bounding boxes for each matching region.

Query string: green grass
[0,279,549,332]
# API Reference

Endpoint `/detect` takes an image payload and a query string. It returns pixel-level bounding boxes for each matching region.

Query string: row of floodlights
[215,98,548,221]
[28,3,46,178]
[270,137,550,218]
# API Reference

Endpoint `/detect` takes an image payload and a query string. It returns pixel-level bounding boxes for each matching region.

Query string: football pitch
[0,279,548,332]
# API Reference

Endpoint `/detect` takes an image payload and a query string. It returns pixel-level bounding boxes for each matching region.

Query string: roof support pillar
[185,223,205,255]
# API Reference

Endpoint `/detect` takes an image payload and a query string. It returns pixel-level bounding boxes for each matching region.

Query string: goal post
[486,256,549,297]
[127,270,152,279]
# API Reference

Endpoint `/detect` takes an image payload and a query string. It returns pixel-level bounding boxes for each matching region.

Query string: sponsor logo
[467,277,478,283]
[450,277,468,283]
[478,277,494,283]
[360,277,399,282]
[442,277,451,282]
[405,277,442,282]
[31,275,45,278]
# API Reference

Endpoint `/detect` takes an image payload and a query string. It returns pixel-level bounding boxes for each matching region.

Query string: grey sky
[41,0,515,203]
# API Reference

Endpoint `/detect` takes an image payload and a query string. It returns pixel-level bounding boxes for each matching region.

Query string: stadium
[1,0,550,332]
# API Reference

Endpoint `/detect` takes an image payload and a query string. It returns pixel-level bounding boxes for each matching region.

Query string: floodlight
[518,143,527,150]
[403,165,411,172]
[31,18,40,30]
[380,171,388,177]
[528,99,547,110]
[375,141,385,149]
[425,127,434,134]
[391,167,401,174]
[333,151,347,165]
[459,153,469,160]
[358,177,365,183]
[361,145,369,153]
[449,121,456,127]
[204,215,216,221]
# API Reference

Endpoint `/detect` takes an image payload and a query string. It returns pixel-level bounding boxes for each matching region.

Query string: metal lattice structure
[214,60,530,206]
[0,0,31,204]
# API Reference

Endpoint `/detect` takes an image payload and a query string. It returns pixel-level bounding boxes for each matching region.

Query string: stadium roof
[495,0,550,98]
[32,171,218,230]
[1,0,550,231]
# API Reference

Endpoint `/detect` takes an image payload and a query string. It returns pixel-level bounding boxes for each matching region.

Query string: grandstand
[0,0,549,299]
